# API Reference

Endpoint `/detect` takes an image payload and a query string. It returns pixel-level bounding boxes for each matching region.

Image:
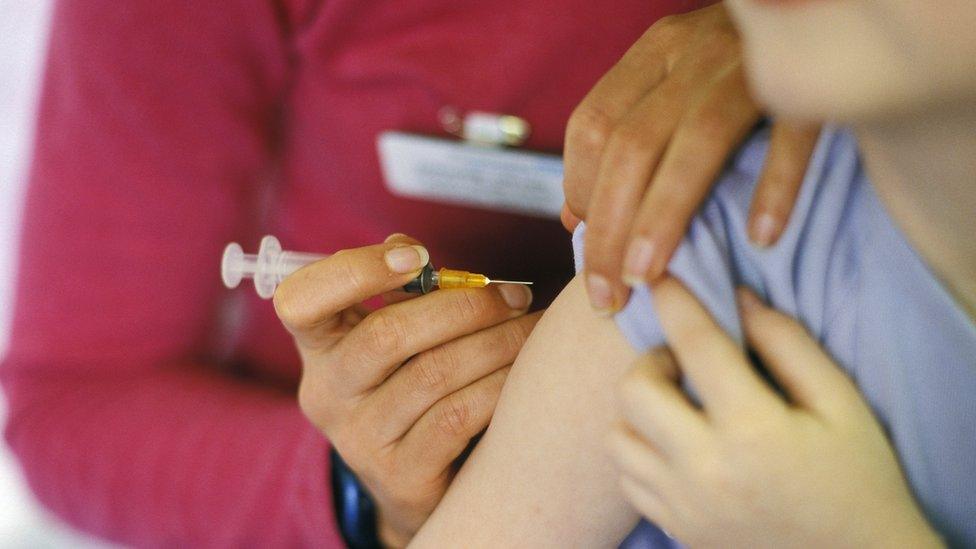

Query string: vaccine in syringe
[221,235,531,299]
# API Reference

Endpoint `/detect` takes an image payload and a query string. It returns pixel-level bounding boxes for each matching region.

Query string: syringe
[221,235,532,299]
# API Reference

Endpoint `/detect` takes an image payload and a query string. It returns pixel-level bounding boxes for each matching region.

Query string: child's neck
[856,103,976,321]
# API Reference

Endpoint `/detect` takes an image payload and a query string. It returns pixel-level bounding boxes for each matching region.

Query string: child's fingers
[737,287,862,417]
[617,348,707,458]
[609,425,673,494]
[619,474,676,537]
[652,277,784,419]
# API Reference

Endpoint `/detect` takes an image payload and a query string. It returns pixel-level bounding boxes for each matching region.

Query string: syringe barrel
[272,251,325,284]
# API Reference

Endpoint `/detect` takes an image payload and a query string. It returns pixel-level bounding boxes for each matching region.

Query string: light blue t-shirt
[572,127,976,548]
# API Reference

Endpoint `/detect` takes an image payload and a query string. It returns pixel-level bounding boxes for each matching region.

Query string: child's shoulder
[571,125,870,353]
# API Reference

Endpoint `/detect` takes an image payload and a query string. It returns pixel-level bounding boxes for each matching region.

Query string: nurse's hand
[561,2,820,313]
[608,279,942,548]
[273,234,537,547]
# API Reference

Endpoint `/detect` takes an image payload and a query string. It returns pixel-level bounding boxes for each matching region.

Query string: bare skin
[409,277,641,547]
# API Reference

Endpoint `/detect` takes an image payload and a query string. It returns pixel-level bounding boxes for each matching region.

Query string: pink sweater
[1,1,701,546]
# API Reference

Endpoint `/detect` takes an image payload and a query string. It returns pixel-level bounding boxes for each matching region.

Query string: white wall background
[0,1,115,546]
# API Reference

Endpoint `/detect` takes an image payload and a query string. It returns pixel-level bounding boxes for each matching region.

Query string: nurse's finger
[623,65,759,285]
[274,239,429,346]
[747,122,821,247]
[581,68,696,313]
[397,367,510,479]
[365,312,539,443]
[381,233,425,304]
[329,283,532,395]
[560,203,582,233]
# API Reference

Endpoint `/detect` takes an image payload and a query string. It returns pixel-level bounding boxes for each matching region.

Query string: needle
[487,279,533,285]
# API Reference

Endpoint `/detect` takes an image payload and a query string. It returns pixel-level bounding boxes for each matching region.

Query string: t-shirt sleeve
[570,178,752,353]
[571,126,859,357]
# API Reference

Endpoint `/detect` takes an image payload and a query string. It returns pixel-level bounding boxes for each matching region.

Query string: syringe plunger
[221,235,325,299]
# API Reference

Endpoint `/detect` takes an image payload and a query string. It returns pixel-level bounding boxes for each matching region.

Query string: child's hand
[609,278,943,548]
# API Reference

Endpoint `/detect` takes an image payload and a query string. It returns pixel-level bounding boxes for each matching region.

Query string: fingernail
[750,213,780,248]
[384,233,409,243]
[622,238,656,288]
[384,245,428,273]
[737,286,763,312]
[499,284,532,310]
[587,273,614,315]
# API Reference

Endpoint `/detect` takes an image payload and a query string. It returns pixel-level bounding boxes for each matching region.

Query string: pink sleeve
[0,2,344,546]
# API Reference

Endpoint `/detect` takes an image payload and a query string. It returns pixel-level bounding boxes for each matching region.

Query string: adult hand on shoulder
[561,2,820,313]
[608,278,942,548]
[273,234,538,547]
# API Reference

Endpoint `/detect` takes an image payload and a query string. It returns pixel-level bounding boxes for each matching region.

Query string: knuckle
[449,290,492,322]
[567,104,614,151]
[411,348,456,393]
[697,22,738,54]
[711,22,740,48]
[645,184,693,224]
[688,104,733,146]
[332,250,371,297]
[583,220,627,260]
[583,216,614,243]
[434,396,473,438]
[605,124,650,166]
[358,311,407,362]
[499,319,531,356]
[646,14,684,43]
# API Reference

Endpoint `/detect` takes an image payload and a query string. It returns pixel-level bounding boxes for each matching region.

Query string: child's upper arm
[410,276,643,547]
